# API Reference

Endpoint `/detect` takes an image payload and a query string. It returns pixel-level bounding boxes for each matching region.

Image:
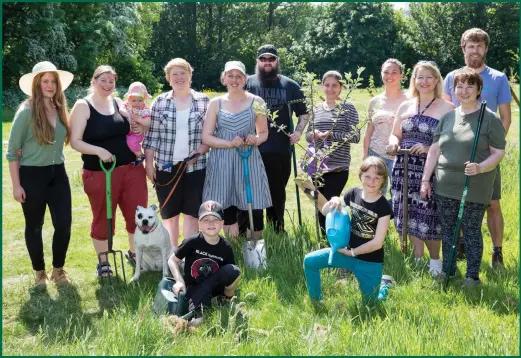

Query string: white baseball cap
[224,61,246,76]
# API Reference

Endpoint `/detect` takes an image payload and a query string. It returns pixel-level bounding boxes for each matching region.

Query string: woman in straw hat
[6,61,74,287]
[69,65,148,277]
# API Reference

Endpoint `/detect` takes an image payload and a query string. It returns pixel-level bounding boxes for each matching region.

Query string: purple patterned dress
[390,113,441,241]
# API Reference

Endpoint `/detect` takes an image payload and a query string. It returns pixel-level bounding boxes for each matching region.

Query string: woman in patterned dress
[386,61,455,276]
[202,61,272,240]
[363,59,408,199]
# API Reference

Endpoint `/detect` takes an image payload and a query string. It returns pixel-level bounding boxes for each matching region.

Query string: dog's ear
[136,205,143,211]
[150,204,158,211]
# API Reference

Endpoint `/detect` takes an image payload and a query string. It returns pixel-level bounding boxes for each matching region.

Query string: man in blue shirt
[443,28,512,269]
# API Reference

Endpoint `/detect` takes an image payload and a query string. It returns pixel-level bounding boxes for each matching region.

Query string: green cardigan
[6,104,67,166]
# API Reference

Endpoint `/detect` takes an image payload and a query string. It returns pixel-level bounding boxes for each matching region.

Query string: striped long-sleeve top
[306,102,360,172]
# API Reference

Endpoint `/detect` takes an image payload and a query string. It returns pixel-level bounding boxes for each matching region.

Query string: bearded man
[244,44,309,233]
[443,28,512,269]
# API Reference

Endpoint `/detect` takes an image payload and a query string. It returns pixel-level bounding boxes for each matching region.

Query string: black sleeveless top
[81,98,135,171]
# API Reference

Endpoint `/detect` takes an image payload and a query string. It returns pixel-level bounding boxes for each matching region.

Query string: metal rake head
[98,250,127,285]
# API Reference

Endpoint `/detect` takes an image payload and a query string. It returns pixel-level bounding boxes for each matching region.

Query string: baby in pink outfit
[120,82,152,161]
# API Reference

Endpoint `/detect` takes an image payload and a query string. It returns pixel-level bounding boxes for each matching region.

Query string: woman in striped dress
[202,61,272,240]
[306,70,360,236]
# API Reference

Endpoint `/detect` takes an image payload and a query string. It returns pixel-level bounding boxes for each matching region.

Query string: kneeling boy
[168,200,241,320]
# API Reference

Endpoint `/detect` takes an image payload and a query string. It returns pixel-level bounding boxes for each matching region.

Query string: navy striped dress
[203,99,272,210]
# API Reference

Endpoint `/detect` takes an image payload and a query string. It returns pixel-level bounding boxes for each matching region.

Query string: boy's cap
[198,200,224,221]
[257,44,278,58]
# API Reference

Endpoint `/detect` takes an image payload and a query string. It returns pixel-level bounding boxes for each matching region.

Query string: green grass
[2,88,519,355]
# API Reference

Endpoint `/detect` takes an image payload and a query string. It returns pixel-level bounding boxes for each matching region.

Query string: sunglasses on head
[418,60,438,67]
[259,56,277,63]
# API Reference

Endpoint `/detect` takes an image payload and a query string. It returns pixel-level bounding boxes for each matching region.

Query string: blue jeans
[368,149,394,199]
[303,248,383,304]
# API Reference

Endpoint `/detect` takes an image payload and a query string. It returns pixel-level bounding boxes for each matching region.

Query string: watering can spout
[325,208,351,266]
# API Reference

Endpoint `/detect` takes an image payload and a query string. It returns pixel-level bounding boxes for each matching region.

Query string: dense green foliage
[2,2,519,107]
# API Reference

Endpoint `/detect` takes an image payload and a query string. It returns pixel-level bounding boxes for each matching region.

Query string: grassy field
[2,88,519,355]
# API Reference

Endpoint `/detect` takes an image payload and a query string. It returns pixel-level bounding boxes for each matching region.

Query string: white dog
[131,204,172,283]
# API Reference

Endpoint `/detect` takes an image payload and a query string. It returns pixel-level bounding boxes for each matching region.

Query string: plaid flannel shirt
[143,89,210,173]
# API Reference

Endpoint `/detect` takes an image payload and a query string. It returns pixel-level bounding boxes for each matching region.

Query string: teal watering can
[325,208,351,265]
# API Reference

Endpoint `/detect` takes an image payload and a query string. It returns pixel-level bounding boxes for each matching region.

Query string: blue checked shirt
[143,89,210,173]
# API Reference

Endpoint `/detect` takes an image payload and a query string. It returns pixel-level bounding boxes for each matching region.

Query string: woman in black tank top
[70,65,148,277]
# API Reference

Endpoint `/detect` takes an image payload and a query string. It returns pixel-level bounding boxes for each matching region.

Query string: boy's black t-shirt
[174,232,235,287]
[341,188,394,263]
[246,74,308,155]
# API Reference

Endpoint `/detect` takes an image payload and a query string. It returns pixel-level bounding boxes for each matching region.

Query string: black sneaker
[125,250,136,267]
[491,250,504,269]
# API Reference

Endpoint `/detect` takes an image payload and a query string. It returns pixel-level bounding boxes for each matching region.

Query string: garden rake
[98,156,127,285]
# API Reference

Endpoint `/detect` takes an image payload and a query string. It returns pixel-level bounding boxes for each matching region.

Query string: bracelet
[350,248,356,257]
[421,180,430,183]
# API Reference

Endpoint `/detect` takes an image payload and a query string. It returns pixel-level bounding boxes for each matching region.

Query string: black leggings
[317,170,350,236]
[19,164,72,271]
[436,195,487,280]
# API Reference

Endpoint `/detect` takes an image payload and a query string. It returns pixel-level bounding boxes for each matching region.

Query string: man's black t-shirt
[341,188,394,263]
[246,74,308,155]
[174,232,235,287]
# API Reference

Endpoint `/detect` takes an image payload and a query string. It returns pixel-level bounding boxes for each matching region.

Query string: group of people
[6,28,510,321]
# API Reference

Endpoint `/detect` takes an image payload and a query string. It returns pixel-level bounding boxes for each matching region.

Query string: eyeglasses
[258,57,277,63]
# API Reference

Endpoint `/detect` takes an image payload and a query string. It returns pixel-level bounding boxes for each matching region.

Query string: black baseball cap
[198,200,224,221]
[257,44,278,58]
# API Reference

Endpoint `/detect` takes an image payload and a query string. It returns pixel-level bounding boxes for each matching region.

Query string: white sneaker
[254,239,267,269]
[242,240,267,269]
[428,259,442,277]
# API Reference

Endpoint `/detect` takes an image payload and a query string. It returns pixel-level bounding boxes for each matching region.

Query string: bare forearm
[256,132,268,145]
[363,125,374,157]
[168,258,185,285]
[388,134,400,146]
[196,143,210,154]
[338,239,382,257]
[295,114,309,133]
[421,146,440,181]
[478,152,505,173]
[145,148,155,165]
[202,134,232,148]
[499,103,511,135]
[71,139,102,156]
[8,161,21,188]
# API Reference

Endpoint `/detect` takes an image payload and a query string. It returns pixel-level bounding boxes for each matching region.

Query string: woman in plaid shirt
[143,58,210,248]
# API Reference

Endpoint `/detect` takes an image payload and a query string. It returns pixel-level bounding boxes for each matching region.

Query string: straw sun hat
[18,61,74,96]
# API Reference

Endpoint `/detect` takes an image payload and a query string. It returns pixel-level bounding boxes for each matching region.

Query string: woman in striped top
[306,71,360,236]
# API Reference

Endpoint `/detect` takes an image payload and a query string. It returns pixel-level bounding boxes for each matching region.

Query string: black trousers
[19,164,72,271]
[316,170,349,237]
[186,264,241,311]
